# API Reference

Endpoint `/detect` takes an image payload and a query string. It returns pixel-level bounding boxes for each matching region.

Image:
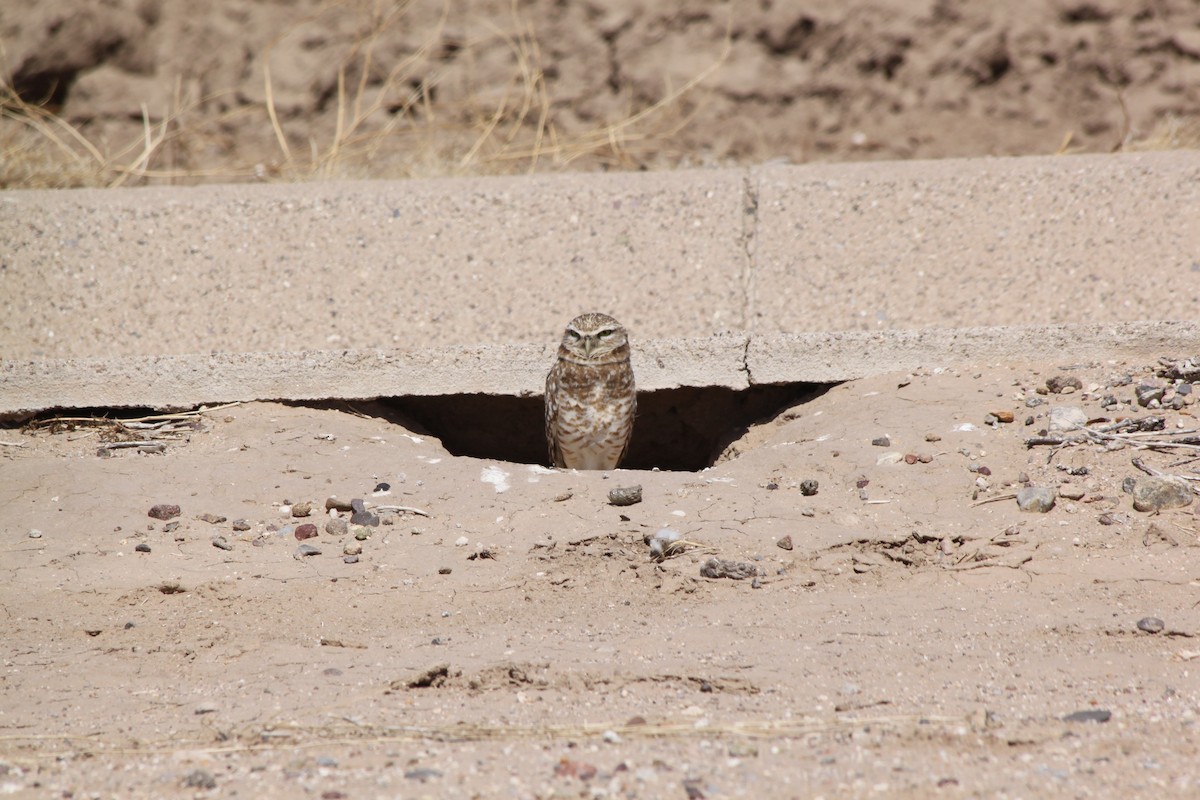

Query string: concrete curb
[4,321,1196,418]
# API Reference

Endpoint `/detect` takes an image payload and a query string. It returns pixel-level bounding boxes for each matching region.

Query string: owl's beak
[582,337,595,357]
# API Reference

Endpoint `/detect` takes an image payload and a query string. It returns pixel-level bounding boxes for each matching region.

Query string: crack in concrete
[738,169,759,334]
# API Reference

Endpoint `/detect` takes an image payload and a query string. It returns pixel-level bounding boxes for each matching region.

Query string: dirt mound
[4,0,1200,186]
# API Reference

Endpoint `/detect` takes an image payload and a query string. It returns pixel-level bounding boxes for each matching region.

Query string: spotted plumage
[544,312,636,470]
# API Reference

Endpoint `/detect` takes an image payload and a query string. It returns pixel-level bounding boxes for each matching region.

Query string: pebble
[924,432,941,442]
[351,509,380,526]
[799,479,819,496]
[343,555,359,564]
[164,520,180,534]
[351,498,367,514]
[1046,375,1083,394]
[182,769,217,790]
[295,544,321,558]
[608,485,643,506]
[326,497,353,512]
[343,541,363,556]
[135,543,151,553]
[292,501,313,518]
[148,504,181,520]
[28,529,42,539]
[700,558,760,580]
[374,482,391,493]
[211,535,233,551]
[988,410,1015,423]
[1063,709,1111,724]
[403,768,443,782]
[1136,380,1166,407]
[231,519,252,531]
[352,526,372,541]
[776,535,793,551]
[876,452,903,465]
[1178,382,1194,396]
[295,523,319,540]
[1132,476,1194,512]
[1047,406,1087,432]
[1136,616,1165,634]
[325,518,349,536]
[1016,486,1056,513]
[1058,484,1086,500]
[871,435,891,447]
[1025,396,1045,407]
[197,512,226,524]
[455,536,470,547]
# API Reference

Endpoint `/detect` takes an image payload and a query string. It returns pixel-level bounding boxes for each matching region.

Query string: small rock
[326,497,353,512]
[325,518,349,537]
[343,555,359,564]
[295,523,319,540]
[1132,476,1194,512]
[374,482,391,493]
[231,519,251,531]
[28,529,42,539]
[989,410,1015,423]
[343,541,362,556]
[799,479,819,496]
[148,504,181,520]
[350,510,380,526]
[903,453,919,465]
[877,452,903,465]
[404,768,443,782]
[1016,486,1056,513]
[1048,406,1088,432]
[292,501,313,518]
[350,498,367,514]
[1046,375,1083,394]
[700,558,760,580]
[871,435,891,447]
[1051,379,1089,398]
[1122,477,1137,494]
[776,535,793,551]
[211,535,233,551]
[294,544,322,558]
[182,769,217,789]
[608,485,643,506]
[1136,616,1165,634]
[197,512,226,525]
[352,526,372,541]
[454,536,470,547]
[164,520,180,534]
[1063,709,1111,724]
[924,433,941,442]
[1025,396,1045,407]
[1136,380,1166,407]
[1177,382,1194,396]
[134,543,151,553]
[602,729,622,744]
[438,566,451,574]
[1058,484,1086,501]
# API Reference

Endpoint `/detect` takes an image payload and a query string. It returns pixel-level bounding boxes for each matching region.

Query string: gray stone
[1016,486,1056,513]
[608,485,643,506]
[325,517,349,536]
[211,535,233,551]
[1048,406,1087,432]
[1136,381,1166,407]
[1046,375,1082,394]
[1132,476,1194,512]
[1136,617,1165,634]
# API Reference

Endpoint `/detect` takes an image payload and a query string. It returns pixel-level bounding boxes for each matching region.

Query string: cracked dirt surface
[3,357,1199,796]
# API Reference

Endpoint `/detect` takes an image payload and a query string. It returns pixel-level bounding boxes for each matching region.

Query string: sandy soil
[4,0,1200,184]
[4,357,1200,797]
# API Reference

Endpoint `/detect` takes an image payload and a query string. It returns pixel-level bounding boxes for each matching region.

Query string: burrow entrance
[386,383,834,472]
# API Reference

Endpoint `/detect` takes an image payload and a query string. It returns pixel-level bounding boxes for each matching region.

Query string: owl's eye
[567,330,581,340]
[597,329,613,339]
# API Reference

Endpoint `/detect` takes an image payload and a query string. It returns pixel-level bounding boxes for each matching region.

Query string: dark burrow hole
[384,383,835,472]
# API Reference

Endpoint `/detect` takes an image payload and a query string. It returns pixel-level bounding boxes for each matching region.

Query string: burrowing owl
[544,312,636,470]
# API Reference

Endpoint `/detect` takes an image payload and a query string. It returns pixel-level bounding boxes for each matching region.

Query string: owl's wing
[545,368,564,468]
[614,390,636,468]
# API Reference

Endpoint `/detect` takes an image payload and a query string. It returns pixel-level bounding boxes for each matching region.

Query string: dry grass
[0,0,730,189]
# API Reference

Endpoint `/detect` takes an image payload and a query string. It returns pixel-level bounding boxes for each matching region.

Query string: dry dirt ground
[4,0,1200,185]
[4,357,1200,797]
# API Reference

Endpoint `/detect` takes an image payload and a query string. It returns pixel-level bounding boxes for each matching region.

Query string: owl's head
[558,312,630,364]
